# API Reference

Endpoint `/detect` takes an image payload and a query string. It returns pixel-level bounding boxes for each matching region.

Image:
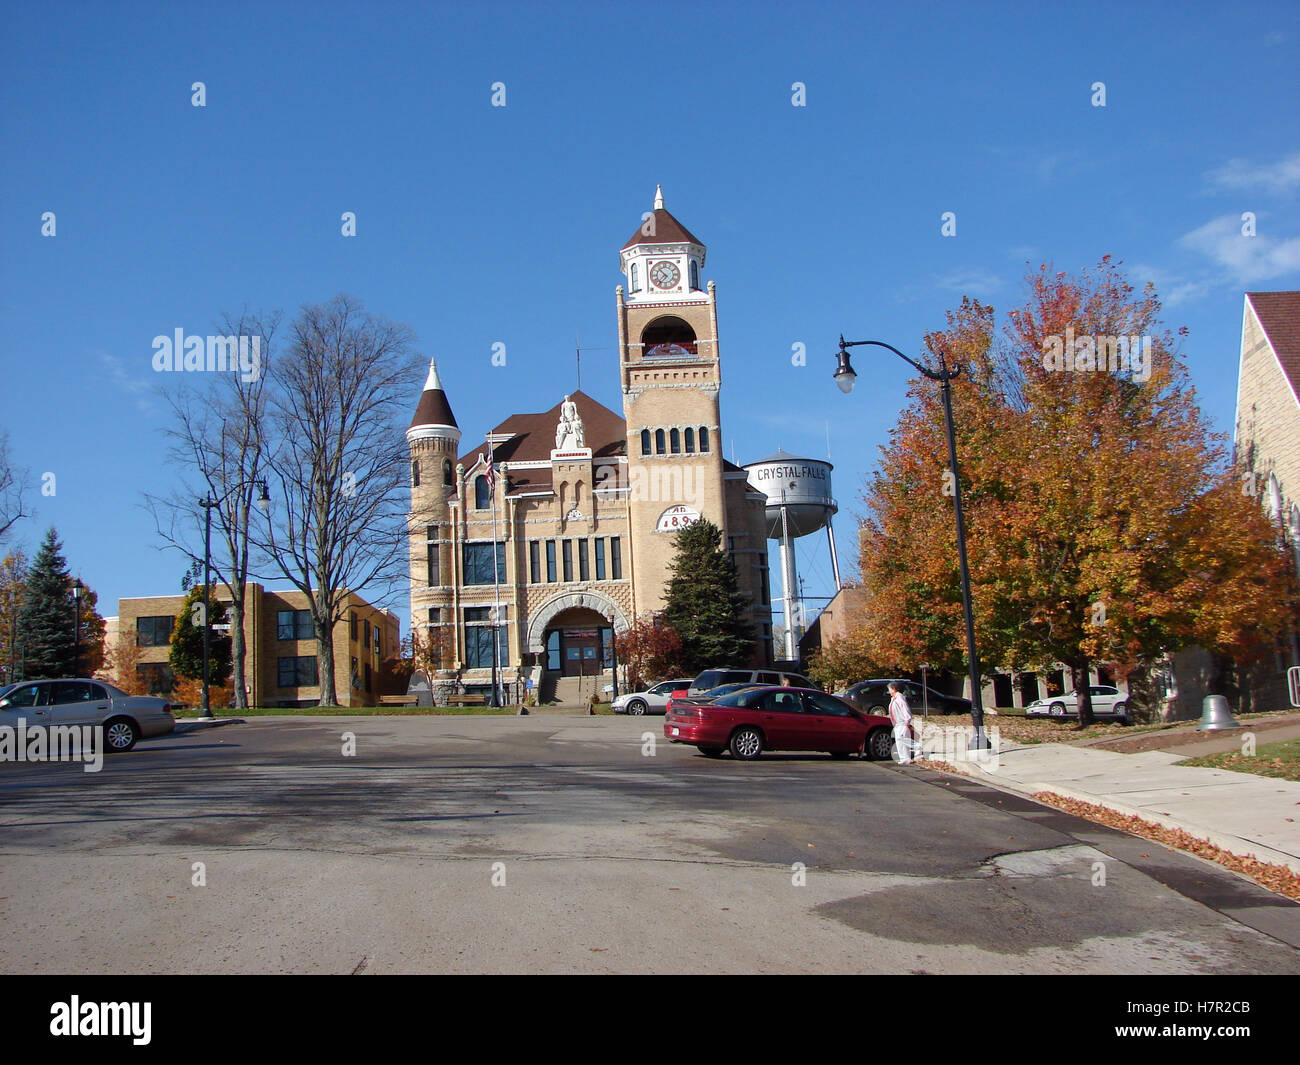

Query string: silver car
[611,679,694,716]
[0,678,175,751]
[1025,685,1128,724]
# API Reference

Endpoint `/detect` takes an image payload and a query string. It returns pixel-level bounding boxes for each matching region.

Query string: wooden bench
[445,693,489,706]
[378,695,418,707]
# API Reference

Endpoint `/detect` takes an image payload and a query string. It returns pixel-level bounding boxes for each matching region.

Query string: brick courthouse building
[406,190,773,703]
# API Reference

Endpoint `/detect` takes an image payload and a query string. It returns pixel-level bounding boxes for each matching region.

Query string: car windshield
[712,688,769,708]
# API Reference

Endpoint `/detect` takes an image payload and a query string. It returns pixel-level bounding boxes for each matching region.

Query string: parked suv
[687,667,819,697]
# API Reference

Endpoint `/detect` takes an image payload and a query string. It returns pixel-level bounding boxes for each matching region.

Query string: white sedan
[612,679,694,716]
[1025,685,1129,724]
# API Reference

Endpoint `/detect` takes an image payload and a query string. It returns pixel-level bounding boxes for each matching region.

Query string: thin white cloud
[1205,150,1300,196]
[1129,263,1215,308]
[97,351,157,413]
[1179,213,1300,285]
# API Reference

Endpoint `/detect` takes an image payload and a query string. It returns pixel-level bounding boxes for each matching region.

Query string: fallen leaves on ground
[1030,791,1300,902]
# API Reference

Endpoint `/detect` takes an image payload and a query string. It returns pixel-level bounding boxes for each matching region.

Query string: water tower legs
[826,516,842,591]
[780,504,801,661]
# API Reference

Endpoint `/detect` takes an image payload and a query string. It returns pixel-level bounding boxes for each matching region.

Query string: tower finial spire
[653,184,664,210]
[423,356,443,393]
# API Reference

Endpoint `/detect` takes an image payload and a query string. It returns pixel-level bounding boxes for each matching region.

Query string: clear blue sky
[2,0,1298,628]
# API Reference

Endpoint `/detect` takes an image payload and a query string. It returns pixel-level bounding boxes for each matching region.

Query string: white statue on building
[555,394,585,450]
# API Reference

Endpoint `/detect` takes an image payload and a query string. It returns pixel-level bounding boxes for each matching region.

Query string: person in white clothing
[887,682,917,764]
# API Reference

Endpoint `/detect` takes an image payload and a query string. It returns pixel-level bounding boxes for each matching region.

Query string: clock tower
[617,186,728,616]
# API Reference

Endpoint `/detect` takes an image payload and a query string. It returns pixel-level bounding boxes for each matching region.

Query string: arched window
[630,263,640,292]
[699,426,710,453]
[684,428,695,453]
[442,459,453,486]
[655,429,666,455]
[670,428,680,454]
[474,475,490,510]
[411,459,420,487]
[641,429,651,455]
[689,260,699,290]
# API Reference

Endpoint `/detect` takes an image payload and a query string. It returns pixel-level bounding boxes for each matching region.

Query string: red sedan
[664,686,894,761]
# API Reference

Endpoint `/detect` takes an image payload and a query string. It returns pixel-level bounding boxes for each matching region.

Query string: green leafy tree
[662,519,754,674]
[168,586,232,686]
[14,528,76,679]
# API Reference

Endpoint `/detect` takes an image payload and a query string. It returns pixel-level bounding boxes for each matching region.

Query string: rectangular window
[578,539,589,581]
[758,553,770,605]
[610,537,622,580]
[464,607,508,669]
[427,541,439,586]
[135,662,175,694]
[595,538,606,580]
[562,540,573,582]
[463,542,506,585]
[136,616,175,647]
[373,625,381,655]
[277,609,313,641]
[350,612,358,641]
[364,663,372,691]
[427,607,440,625]
[546,540,557,582]
[278,656,318,688]
[530,541,541,584]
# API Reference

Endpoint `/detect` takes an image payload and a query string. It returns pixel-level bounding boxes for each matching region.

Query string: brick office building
[112,585,400,708]
[407,189,774,703]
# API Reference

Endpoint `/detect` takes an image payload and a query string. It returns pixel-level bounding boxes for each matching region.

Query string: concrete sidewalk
[926,738,1300,876]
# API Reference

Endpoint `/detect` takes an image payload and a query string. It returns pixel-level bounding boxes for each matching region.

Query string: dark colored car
[687,667,819,697]
[665,686,894,761]
[842,679,972,717]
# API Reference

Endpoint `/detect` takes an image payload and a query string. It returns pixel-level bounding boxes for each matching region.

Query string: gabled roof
[1248,291,1300,403]
[460,391,627,474]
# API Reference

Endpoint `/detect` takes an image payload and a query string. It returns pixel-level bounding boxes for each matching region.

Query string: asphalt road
[2,715,1298,974]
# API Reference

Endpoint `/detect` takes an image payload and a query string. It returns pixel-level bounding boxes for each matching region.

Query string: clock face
[650,261,680,289]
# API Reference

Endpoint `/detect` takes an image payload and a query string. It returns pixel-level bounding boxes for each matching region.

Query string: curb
[174,717,246,733]
[923,756,1300,877]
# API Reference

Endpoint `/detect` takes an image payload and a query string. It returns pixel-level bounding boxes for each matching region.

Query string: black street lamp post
[833,336,990,749]
[71,580,82,677]
[198,480,270,719]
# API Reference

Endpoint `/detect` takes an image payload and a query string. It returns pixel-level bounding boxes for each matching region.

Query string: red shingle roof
[460,391,627,478]
[1248,291,1300,403]
[622,208,704,251]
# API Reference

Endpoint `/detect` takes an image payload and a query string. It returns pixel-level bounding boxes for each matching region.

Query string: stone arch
[526,590,630,653]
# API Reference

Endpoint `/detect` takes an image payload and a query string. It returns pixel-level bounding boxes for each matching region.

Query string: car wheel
[1049,702,1066,717]
[829,750,851,760]
[866,727,894,761]
[729,727,763,761]
[104,717,139,753]
[700,746,724,758]
[868,703,888,716]
[1113,702,1128,725]
[626,699,648,716]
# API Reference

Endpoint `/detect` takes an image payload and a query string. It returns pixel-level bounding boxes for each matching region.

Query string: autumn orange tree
[861,258,1298,724]
[612,618,684,692]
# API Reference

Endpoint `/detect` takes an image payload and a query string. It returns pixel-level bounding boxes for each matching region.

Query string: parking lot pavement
[1,716,1298,974]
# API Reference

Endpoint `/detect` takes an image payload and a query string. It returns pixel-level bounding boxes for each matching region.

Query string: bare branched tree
[0,431,32,544]
[258,295,421,705]
[146,309,279,709]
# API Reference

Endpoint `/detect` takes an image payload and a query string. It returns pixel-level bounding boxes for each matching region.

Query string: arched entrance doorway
[543,607,614,677]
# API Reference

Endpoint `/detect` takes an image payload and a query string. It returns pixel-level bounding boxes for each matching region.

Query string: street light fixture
[198,479,271,718]
[833,335,990,749]
[71,579,83,677]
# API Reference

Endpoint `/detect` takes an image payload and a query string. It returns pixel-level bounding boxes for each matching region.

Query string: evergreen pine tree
[169,586,232,686]
[15,528,76,679]
[662,519,754,674]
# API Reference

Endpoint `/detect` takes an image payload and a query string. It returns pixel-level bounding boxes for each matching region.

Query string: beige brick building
[407,189,773,702]
[111,585,400,708]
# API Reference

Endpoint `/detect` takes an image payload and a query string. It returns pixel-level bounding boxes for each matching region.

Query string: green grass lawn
[1179,738,1300,782]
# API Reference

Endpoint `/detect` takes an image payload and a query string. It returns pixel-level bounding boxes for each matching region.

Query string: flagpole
[488,440,504,709]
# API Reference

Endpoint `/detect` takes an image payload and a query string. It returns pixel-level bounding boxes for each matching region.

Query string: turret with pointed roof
[407,358,460,445]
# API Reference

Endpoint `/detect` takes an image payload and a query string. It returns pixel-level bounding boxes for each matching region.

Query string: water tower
[743,449,841,661]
